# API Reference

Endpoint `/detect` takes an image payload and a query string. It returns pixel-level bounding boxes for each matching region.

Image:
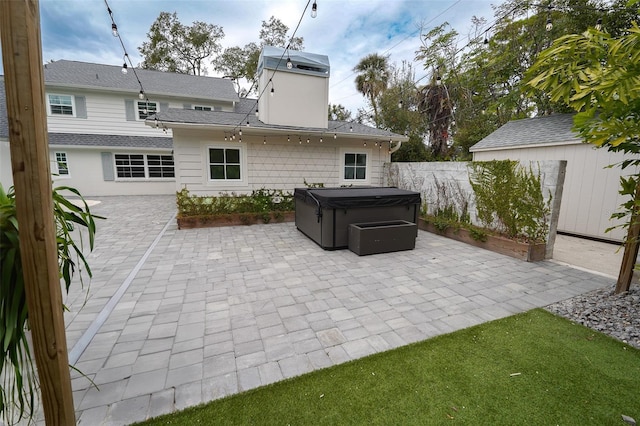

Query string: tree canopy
[139,11,224,75]
[213,16,303,96]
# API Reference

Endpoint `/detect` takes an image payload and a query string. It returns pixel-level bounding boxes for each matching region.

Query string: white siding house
[147,46,408,195]
[470,114,639,242]
[1,61,238,196]
[2,55,406,197]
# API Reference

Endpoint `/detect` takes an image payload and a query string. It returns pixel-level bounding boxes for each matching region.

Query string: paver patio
[40,195,614,425]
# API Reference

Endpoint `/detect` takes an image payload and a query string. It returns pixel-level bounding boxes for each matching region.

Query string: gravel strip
[546,286,640,350]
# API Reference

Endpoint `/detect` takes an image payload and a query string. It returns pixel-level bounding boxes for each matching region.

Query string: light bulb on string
[311,1,317,18]
[287,135,290,142]
[287,57,293,69]
[333,133,337,139]
[595,17,602,31]
[263,137,266,145]
[121,62,128,75]
[224,134,228,141]
[320,137,323,143]
[306,138,310,144]
[299,137,302,145]
[349,125,353,132]
[398,100,403,109]
[246,120,250,127]
[546,17,553,31]
[138,90,144,100]
[255,108,259,117]
[239,129,242,136]
[111,23,119,37]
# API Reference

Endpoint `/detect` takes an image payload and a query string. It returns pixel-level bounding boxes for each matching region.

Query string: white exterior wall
[172,128,390,196]
[45,89,176,137]
[473,143,634,242]
[1,142,174,196]
[49,147,175,196]
[258,71,329,129]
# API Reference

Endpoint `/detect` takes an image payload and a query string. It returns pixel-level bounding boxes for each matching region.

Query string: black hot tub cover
[294,187,421,209]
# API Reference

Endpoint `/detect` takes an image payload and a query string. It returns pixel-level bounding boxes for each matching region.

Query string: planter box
[418,218,546,262]
[349,220,418,256]
[177,211,295,230]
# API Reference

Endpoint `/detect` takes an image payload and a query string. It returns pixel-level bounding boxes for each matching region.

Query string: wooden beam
[616,180,640,294]
[0,1,76,424]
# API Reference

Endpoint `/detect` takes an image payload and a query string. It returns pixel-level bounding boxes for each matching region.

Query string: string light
[138,90,144,100]
[545,5,553,31]
[246,120,250,127]
[311,1,318,18]
[334,133,337,139]
[287,135,290,142]
[398,100,403,109]
[263,137,267,145]
[111,23,119,37]
[287,56,293,69]
[306,138,310,144]
[595,17,602,31]
[299,137,302,144]
[349,125,353,132]
[121,61,128,75]
[319,137,323,143]
[239,128,242,136]
[255,108,259,117]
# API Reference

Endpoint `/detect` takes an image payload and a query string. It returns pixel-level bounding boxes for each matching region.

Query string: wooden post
[0,1,76,424]
[616,180,640,294]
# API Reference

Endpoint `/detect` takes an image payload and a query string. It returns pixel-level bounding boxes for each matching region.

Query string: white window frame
[53,151,70,177]
[147,154,175,178]
[206,143,248,188]
[113,153,175,180]
[339,148,371,185]
[136,101,157,120]
[47,94,75,117]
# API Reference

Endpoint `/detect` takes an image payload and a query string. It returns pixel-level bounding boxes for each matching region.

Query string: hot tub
[294,187,421,250]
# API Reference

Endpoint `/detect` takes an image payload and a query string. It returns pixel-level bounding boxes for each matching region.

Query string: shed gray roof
[470,114,580,152]
[152,98,407,140]
[43,60,239,103]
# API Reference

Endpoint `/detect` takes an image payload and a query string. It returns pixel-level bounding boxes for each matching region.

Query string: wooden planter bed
[418,218,546,262]
[177,211,295,230]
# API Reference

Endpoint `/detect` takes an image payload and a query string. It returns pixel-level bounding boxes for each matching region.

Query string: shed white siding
[473,142,633,242]
[172,129,391,196]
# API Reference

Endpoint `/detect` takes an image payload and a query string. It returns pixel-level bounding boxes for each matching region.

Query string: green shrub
[469,160,551,243]
[176,188,294,218]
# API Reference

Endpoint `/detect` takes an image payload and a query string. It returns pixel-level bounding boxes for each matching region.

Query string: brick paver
[39,195,617,425]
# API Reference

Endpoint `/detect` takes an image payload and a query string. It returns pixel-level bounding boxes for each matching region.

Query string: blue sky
[1,0,498,114]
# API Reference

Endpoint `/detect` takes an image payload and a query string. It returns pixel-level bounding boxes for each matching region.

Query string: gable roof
[470,114,580,152]
[43,60,239,103]
[152,98,408,141]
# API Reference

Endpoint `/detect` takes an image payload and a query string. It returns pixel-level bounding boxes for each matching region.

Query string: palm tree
[353,53,389,127]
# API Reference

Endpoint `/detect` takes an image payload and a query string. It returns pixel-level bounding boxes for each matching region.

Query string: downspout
[389,140,403,154]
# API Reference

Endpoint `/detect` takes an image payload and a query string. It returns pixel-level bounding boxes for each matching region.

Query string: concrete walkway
[40,195,616,425]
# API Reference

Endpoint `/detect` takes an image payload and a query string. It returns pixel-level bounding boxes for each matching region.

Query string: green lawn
[137,309,640,425]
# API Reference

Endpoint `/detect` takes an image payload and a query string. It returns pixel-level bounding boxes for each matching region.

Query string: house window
[209,148,241,180]
[48,94,74,116]
[344,152,367,180]
[115,154,146,178]
[55,152,69,176]
[137,101,157,120]
[147,155,175,178]
[194,105,212,111]
[114,154,174,179]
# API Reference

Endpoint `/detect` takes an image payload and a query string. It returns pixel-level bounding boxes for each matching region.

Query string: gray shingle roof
[49,133,172,149]
[43,60,239,103]
[470,114,580,151]
[153,102,408,140]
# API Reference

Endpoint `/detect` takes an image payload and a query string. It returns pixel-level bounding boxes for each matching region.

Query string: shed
[470,113,638,242]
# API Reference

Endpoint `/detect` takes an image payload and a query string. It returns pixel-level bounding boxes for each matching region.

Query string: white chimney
[257,46,330,129]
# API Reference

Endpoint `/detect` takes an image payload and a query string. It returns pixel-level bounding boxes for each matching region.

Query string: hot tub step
[348,220,417,256]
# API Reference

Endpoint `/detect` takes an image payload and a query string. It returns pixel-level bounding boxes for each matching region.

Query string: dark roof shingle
[43,60,239,103]
[470,114,580,151]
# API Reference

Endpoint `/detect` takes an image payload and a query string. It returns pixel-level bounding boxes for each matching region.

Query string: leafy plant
[469,160,551,243]
[176,188,294,218]
[0,184,101,425]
